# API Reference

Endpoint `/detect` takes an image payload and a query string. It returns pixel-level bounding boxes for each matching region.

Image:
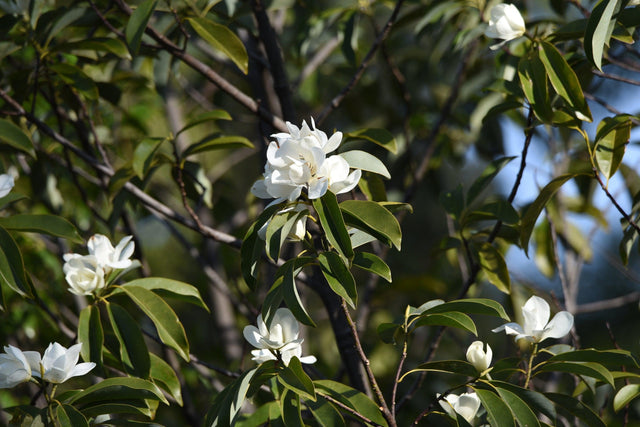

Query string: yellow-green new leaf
[585,0,622,71]
[594,115,630,183]
[477,242,511,294]
[186,17,248,74]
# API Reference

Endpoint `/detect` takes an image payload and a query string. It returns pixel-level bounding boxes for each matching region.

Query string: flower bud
[466,341,492,373]
[484,3,526,42]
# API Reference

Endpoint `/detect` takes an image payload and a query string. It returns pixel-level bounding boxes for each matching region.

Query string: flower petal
[540,311,574,342]
[522,296,550,334]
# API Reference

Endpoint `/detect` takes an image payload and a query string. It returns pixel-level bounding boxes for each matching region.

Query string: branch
[317,391,384,426]
[593,70,640,87]
[593,168,640,234]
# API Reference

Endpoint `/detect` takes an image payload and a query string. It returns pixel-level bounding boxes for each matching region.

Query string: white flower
[252,119,361,203]
[466,341,492,373]
[0,174,14,198]
[63,254,106,296]
[439,392,482,424]
[243,308,316,366]
[257,204,308,241]
[31,343,95,384]
[484,4,526,42]
[87,234,135,270]
[0,345,40,388]
[492,296,573,343]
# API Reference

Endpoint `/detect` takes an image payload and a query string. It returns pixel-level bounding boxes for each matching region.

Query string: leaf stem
[524,343,538,389]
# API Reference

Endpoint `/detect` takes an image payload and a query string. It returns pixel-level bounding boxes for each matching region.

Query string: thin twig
[593,168,640,234]
[593,70,640,87]
[317,391,383,426]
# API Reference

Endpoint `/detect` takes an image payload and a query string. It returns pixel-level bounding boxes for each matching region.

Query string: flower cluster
[0,342,95,389]
[251,119,361,204]
[63,234,135,296]
[243,308,316,366]
[0,173,15,198]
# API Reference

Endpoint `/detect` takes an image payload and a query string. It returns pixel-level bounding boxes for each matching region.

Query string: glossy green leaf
[488,380,556,420]
[183,135,254,157]
[318,251,357,308]
[477,242,511,294]
[352,252,392,282]
[338,150,390,179]
[150,353,183,406]
[594,116,630,182]
[585,0,622,71]
[50,37,131,59]
[205,368,258,427]
[474,388,516,427]
[614,383,640,412]
[56,403,88,427]
[547,348,639,367]
[118,277,208,310]
[133,137,165,179]
[0,225,32,298]
[106,302,150,378]
[177,110,232,136]
[277,259,315,327]
[538,41,592,122]
[0,119,34,156]
[340,200,401,249]
[125,0,157,55]
[241,204,280,289]
[401,360,478,381]
[421,298,510,320]
[415,311,476,334]
[78,305,103,371]
[280,391,303,427]
[49,63,99,100]
[69,377,167,406]
[314,380,388,427]
[520,173,582,255]
[278,357,316,401]
[306,396,346,427]
[0,214,82,242]
[518,53,553,123]
[0,193,26,211]
[467,157,516,206]
[78,403,153,419]
[235,401,281,426]
[545,392,605,427]
[495,387,541,427]
[345,128,397,153]
[313,192,354,260]
[265,208,307,261]
[186,17,249,74]
[118,285,190,361]
[536,361,614,386]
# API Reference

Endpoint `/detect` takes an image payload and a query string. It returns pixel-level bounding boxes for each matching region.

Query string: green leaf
[538,41,592,122]
[118,285,190,361]
[536,361,614,387]
[313,192,354,260]
[125,0,157,55]
[585,0,622,71]
[183,135,254,157]
[68,377,168,406]
[0,119,34,156]
[241,204,280,289]
[50,37,131,59]
[518,53,553,123]
[306,397,346,427]
[345,128,397,153]
[463,200,520,226]
[420,298,510,320]
[78,305,103,371]
[338,150,390,179]
[314,380,388,427]
[278,357,316,401]
[441,185,465,220]
[488,380,556,420]
[477,242,511,294]
[318,251,357,308]
[495,387,541,427]
[0,214,82,242]
[150,353,183,406]
[467,157,516,205]
[119,277,208,310]
[544,392,605,427]
[0,225,32,298]
[614,384,640,412]
[77,403,153,419]
[177,110,232,136]
[265,208,307,261]
[546,348,639,367]
[106,302,150,378]
[49,63,99,100]
[594,116,630,182]
[186,17,249,74]
[401,360,478,381]
[279,260,315,327]
[520,173,582,255]
[474,388,516,427]
[205,368,258,427]
[340,200,401,249]
[56,403,88,427]
[414,312,477,335]
[352,252,391,282]
[133,137,165,179]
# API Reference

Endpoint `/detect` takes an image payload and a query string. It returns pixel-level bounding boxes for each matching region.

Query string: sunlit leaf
[0,214,82,242]
[0,119,34,157]
[340,200,401,249]
[477,242,511,294]
[338,150,390,179]
[125,0,157,55]
[186,17,249,73]
[585,0,622,71]
[345,128,397,153]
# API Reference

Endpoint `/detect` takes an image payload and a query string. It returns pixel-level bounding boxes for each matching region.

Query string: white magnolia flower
[0,345,40,388]
[252,119,361,203]
[439,392,482,424]
[88,234,135,270]
[243,308,316,366]
[63,254,106,296]
[466,341,492,373]
[31,342,95,384]
[492,296,573,343]
[258,204,308,241]
[0,174,15,198]
[485,4,526,42]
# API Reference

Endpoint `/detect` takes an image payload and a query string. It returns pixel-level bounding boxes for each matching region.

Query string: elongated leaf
[594,116,630,183]
[345,128,397,153]
[125,0,157,55]
[477,242,511,294]
[538,41,592,122]
[545,392,605,427]
[0,225,32,298]
[281,261,315,327]
[118,285,190,360]
[352,252,391,282]
[150,353,182,406]
[518,53,553,123]
[314,380,388,427]
[487,380,556,420]
[241,204,280,289]
[467,157,516,205]
[78,305,103,371]
[520,173,582,254]
[56,403,88,427]
[278,357,316,401]
[415,312,476,335]
[119,277,208,310]
[536,361,614,386]
[495,387,541,427]
[133,137,165,179]
[186,17,249,74]
[340,200,401,249]
[547,348,639,367]
[401,361,478,381]
[205,368,258,427]
[306,397,346,427]
[313,192,353,260]
[50,37,131,59]
[183,135,254,157]
[106,302,150,378]
[68,377,167,406]
[318,251,357,308]
[614,383,640,412]
[0,214,82,242]
[338,150,390,179]
[0,119,34,156]
[78,403,152,419]
[420,298,510,320]
[265,208,307,261]
[474,388,517,427]
[49,63,99,100]
[177,110,232,136]
[585,0,622,71]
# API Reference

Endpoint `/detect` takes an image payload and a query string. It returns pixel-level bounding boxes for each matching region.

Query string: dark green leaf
[338,150,390,179]
[313,192,354,260]
[518,53,553,123]
[186,17,249,74]
[0,214,82,242]
[547,348,639,367]
[281,391,304,427]
[306,396,346,427]
[50,37,131,59]
[106,302,150,378]
[0,119,34,156]
[377,322,402,345]
[488,380,556,420]
[545,392,605,427]
[119,277,208,310]
[183,135,254,157]
[401,361,479,381]
[536,361,614,386]
[441,185,465,220]
[49,63,99,100]
[340,200,401,249]
[150,353,182,406]
[414,312,477,335]
[345,128,397,153]
[467,157,516,205]
[125,0,157,55]
[0,225,32,298]
[205,368,258,427]
[278,357,316,401]
[56,404,88,427]
[281,259,315,327]
[594,116,630,182]
[133,137,165,179]
[463,200,520,226]
[177,110,232,136]
[78,305,103,372]
[352,252,391,282]
[585,0,622,71]
[474,388,516,427]
[318,251,357,308]
[68,377,167,406]
[241,204,281,289]
[314,380,388,427]
[420,298,510,320]
[477,242,511,294]
[495,387,541,427]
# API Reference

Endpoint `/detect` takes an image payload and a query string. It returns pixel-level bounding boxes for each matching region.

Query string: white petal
[455,393,481,423]
[307,178,328,199]
[324,131,342,154]
[272,308,299,342]
[243,325,264,349]
[298,355,317,364]
[492,322,524,336]
[330,169,361,195]
[540,311,574,342]
[522,296,550,334]
[67,362,96,379]
[0,174,15,198]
